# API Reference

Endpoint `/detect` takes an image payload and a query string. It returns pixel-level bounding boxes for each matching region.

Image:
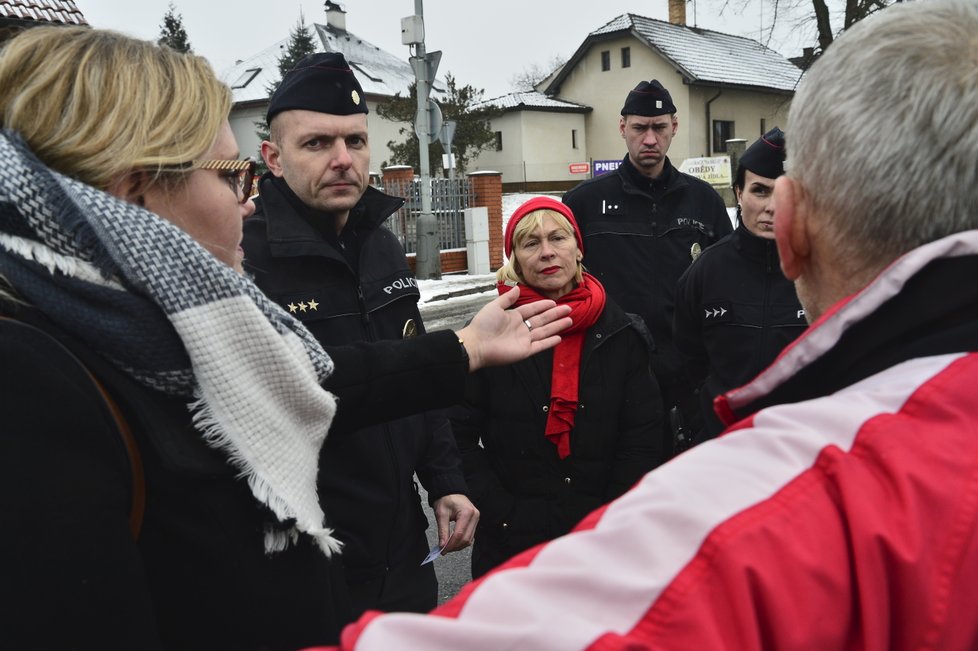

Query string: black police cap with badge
[735,126,786,188]
[266,52,369,123]
[620,79,677,117]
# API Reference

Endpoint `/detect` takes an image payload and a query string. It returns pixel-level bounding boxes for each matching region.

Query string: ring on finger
[524,319,533,331]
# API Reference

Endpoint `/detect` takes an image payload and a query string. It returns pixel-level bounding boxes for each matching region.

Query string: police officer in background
[242,53,478,620]
[562,80,731,452]
[673,127,807,441]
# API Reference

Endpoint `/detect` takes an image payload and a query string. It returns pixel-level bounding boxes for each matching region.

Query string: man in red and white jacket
[325,1,978,648]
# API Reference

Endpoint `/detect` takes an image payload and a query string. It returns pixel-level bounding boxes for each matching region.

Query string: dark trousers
[346,535,438,619]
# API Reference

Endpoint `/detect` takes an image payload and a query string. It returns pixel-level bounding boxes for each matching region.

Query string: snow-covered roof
[222,23,445,106]
[547,13,801,95]
[475,90,590,113]
[0,0,87,26]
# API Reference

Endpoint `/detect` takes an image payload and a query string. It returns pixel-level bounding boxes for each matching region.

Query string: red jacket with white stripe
[334,231,978,650]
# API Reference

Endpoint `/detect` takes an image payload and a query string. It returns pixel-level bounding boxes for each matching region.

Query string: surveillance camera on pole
[401,1,442,279]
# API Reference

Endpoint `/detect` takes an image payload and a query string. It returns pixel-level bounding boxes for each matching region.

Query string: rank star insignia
[299,302,308,312]
[287,303,298,313]
[307,299,319,311]
[351,90,360,105]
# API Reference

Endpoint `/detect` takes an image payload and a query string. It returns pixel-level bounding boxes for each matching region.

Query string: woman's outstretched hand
[456,286,572,371]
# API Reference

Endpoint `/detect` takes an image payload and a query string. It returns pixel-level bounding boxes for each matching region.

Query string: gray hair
[787,0,978,277]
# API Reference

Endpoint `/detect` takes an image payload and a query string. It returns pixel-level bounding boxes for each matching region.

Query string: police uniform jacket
[242,177,467,585]
[673,222,808,439]
[562,156,732,409]
[1,305,469,650]
[448,299,666,578]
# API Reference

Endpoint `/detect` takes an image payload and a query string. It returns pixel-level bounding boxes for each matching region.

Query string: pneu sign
[593,160,621,176]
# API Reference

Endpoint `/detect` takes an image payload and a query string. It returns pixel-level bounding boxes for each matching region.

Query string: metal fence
[381,177,474,253]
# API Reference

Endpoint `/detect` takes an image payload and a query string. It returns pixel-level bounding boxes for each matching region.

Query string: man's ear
[619,117,626,139]
[261,140,284,177]
[774,175,811,281]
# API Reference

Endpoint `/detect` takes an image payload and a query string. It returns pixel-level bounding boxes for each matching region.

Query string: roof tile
[0,0,87,26]
[594,13,801,92]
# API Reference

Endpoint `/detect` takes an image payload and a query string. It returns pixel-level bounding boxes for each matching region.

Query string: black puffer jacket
[673,222,808,440]
[448,299,666,578]
[562,157,731,411]
[243,176,467,583]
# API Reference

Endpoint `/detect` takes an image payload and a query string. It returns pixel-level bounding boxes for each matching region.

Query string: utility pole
[402,0,442,279]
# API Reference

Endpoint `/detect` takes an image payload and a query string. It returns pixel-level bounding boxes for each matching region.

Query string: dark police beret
[266,52,368,123]
[620,79,677,117]
[735,126,786,186]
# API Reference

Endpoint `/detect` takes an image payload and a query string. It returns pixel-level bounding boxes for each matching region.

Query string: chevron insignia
[702,301,732,322]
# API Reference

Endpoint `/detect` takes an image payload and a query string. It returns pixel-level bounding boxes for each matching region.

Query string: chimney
[324,1,347,32]
[668,0,687,26]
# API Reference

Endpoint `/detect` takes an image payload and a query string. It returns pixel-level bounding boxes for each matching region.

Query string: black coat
[0,307,468,650]
[242,177,467,586]
[673,223,808,440]
[562,157,732,410]
[448,299,666,578]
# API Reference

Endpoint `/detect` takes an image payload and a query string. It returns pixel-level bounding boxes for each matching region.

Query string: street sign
[594,159,622,176]
[440,120,456,148]
[415,99,443,144]
[409,50,441,90]
[569,162,590,174]
[679,156,732,186]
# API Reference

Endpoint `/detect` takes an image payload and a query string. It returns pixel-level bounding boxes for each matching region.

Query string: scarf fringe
[189,392,343,557]
[0,233,123,289]
[263,525,344,556]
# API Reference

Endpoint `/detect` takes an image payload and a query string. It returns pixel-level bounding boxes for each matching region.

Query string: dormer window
[231,68,261,89]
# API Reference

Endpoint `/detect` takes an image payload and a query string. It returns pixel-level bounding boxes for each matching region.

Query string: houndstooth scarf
[0,130,342,557]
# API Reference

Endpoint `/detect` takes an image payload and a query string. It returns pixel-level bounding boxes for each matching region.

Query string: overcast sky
[73,0,818,99]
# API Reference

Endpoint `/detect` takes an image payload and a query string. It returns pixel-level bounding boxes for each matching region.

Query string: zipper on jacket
[757,248,774,371]
[354,275,406,574]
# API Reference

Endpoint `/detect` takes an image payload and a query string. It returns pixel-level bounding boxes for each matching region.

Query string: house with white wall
[469,0,802,191]
[221,1,445,175]
[467,91,591,190]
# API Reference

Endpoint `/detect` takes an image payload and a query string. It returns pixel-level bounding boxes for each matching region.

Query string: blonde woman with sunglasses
[0,27,569,649]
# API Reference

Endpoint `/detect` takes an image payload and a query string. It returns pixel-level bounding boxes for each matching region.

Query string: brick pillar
[468,171,504,270]
[381,164,414,198]
[381,165,417,272]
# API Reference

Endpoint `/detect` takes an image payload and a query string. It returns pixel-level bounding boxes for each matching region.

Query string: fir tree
[157,2,192,53]
[254,11,319,158]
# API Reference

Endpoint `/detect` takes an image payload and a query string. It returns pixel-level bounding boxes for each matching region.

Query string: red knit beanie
[504,197,584,258]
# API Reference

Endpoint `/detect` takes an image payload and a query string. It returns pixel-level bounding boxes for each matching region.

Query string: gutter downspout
[705,87,723,155]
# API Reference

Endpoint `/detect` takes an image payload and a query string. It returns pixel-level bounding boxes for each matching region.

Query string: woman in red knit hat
[449,196,668,578]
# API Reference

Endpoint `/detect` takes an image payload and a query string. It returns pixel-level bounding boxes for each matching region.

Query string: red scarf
[497,273,606,459]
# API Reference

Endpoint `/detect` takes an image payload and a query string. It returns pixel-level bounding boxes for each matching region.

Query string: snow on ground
[417,192,558,304]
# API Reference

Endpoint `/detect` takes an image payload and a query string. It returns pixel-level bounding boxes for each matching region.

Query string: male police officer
[562,80,731,449]
[242,52,477,620]
[673,127,807,441]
